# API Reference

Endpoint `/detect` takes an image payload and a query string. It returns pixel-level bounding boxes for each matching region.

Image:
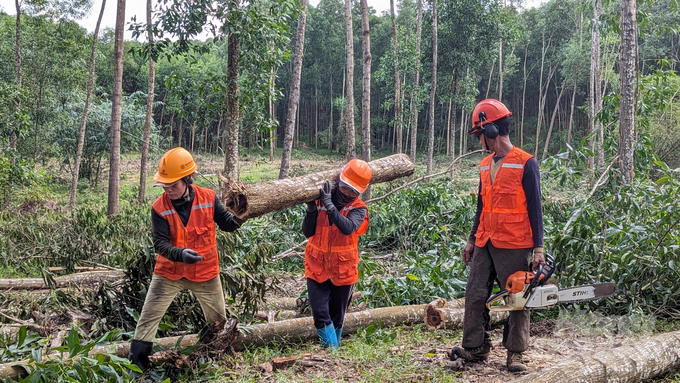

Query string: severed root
[218,174,250,220]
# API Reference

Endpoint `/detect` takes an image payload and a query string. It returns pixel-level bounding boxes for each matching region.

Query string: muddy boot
[507,351,527,372]
[128,339,153,376]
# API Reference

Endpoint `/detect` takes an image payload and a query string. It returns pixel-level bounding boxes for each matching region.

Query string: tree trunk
[12,0,22,165]
[619,0,636,183]
[485,59,495,99]
[270,70,276,162]
[588,0,602,170]
[69,0,106,210]
[223,2,241,182]
[328,74,333,152]
[534,32,548,157]
[567,78,577,149]
[426,0,437,176]
[0,270,124,291]
[521,46,528,148]
[279,0,307,179]
[424,298,507,330]
[514,331,680,382]
[221,154,414,219]
[344,0,355,160]
[138,0,155,202]
[360,0,372,200]
[390,0,403,154]
[446,97,452,157]
[107,0,126,217]
[409,0,423,163]
[498,37,503,101]
[541,78,567,162]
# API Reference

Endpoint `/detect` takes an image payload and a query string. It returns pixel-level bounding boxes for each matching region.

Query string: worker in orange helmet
[302,159,372,350]
[449,99,545,373]
[128,147,245,373]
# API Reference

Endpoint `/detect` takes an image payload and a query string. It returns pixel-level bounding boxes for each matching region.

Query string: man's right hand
[181,249,203,264]
[462,241,475,266]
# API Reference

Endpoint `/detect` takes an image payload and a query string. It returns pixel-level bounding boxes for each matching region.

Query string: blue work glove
[181,249,203,265]
[319,181,335,212]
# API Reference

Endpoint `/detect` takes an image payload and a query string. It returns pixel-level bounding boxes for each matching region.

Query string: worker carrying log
[128,147,247,373]
[301,159,372,350]
[449,99,545,373]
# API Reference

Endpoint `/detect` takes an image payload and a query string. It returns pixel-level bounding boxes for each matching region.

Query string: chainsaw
[486,254,617,312]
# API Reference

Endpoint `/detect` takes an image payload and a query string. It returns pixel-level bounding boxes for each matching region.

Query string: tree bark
[589,0,602,170]
[0,270,124,290]
[426,0,437,176]
[360,0,372,200]
[279,0,307,179]
[221,154,415,219]
[107,0,126,217]
[69,0,106,210]
[498,37,503,101]
[138,0,155,202]
[409,0,423,163]
[567,78,577,149]
[12,0,22,165]
[390,0,403,154]
[344,0,355,160]
[619,0,636,183]
[514,331,680,382]
[520,46,528,148]
[424,298,507,330]
[223,2,241,182]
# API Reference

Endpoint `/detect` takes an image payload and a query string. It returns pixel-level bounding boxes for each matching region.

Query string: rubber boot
[128,339,153,375]
[335,326,343,347]
[316,323,339,350]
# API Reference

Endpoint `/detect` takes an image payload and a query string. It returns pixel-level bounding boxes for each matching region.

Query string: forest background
[0,0,679,381]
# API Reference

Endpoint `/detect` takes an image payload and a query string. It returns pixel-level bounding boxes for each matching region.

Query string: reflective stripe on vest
[304,198,369,286]
[474,147,534,249]
[151,185,219,282]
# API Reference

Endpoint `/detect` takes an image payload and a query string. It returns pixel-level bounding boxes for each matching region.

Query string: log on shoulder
[220,154,415,219]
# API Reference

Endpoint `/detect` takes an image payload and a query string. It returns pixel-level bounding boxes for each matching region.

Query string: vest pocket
[492,188,519,210]
[336,251,358,280]
[187,226,212,251]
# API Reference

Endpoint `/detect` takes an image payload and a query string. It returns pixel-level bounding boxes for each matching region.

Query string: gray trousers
[462,241,532,353]
[133,274,227,342]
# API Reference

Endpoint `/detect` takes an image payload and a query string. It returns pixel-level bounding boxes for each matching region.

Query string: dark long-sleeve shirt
[151,186,243,262]
[468,156,544,248]
[302,192,367,238]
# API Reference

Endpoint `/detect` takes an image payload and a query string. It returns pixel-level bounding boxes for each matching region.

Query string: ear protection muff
[477,111,499,139]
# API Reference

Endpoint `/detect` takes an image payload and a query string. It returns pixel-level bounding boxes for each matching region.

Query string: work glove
[181,249,203,265]
[319,181,335,212]
[306,201,317,213]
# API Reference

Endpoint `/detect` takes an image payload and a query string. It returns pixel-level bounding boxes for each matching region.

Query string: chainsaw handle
[523,264,544,299]
[486,289,509,310]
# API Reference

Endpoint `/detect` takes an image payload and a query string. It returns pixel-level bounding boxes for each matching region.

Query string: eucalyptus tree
[280,0,308,179]
[426,0,437,175]
[107,0,125,216]
[343,0,355,160]
[589,0,603,170]
[410,0,422,162]
[619,0,636,182]
[390,0,403,153]
[138,0,155,202]
[70,0,107,209]
[360,0,371,200]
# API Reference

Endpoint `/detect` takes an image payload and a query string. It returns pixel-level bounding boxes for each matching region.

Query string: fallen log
[0,270,124,291]
[423,298,509,330]
[513,330,680,382]
[220,154,415,219]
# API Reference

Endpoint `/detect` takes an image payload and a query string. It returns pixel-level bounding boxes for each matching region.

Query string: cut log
[424,298,507,331]
[513,330,680,382]
[0,270,124,290]
[221,154,415,219]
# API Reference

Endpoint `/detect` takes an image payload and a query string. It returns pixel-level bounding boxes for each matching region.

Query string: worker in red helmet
[301,159,372,350]
[128,147,245,374]
[449,99,545,373]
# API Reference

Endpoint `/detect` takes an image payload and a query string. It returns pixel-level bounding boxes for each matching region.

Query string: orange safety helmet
[469,99,512,137]
[153,147,197,185]
[339,159,372,193]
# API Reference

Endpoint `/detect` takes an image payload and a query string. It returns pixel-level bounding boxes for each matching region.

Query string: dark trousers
[462,241,532,353]
[307,278,353,329]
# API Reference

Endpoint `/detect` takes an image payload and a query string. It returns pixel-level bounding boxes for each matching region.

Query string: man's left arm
[523,157,545,268]
[214,195,244,232]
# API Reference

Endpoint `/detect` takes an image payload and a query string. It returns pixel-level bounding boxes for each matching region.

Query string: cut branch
[0,270,125,291]
[220,154,415,219]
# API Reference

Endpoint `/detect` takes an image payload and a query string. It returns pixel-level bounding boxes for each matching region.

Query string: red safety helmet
[469,99,512,137]
[340,159,372,193]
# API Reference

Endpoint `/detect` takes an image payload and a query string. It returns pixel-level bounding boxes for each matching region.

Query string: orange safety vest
[304,198,369,286]
[151,185,219,282]
[474,146,535,249]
